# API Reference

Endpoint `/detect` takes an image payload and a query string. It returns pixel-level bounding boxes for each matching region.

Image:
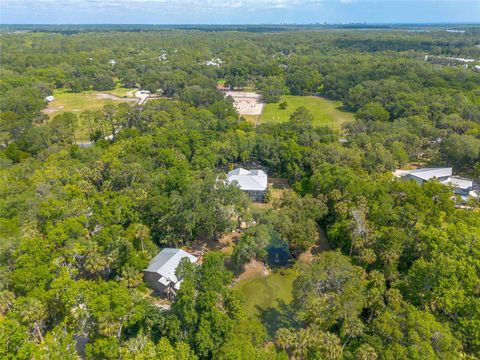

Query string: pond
[235,269,299,337]
[266,233,293,267]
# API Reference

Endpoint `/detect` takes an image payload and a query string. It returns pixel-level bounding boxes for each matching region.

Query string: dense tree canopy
[1,26,479,359]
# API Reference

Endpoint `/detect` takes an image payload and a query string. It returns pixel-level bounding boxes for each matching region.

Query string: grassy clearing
[260,95,354,129]
[44,91,112,115]
[42,87,137,140]
[44,89,135,117]
[107,86,137,97]
[235,268,298,336]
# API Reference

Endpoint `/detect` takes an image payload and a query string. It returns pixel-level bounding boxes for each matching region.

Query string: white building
[227,168,268,202]
[399,167,452,185]
[45,95,55,102]
[144,248,198,298]
[205,58,223,67]
[398,167,476,199]
[443,177,475,197]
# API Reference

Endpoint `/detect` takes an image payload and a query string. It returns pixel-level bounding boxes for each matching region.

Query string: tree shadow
[257,300,300,338]
[336,104,352,112]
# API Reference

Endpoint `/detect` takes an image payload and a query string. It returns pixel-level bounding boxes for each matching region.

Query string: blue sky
[1,0,479,24]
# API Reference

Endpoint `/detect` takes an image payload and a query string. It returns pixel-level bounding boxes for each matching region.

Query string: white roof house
[400,168,452,184]
[397,167,477,200]
[443,176,473,190]
[144,248,198,293]
[45,95,55,102]
[206,58,223,67]
[227,168,267,192]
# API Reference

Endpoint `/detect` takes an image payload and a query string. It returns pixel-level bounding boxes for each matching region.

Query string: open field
[260,95,354,129]
[235,268,298,336]
[107,87,137,98]
[43,87,137,118]
[42,88,138,140]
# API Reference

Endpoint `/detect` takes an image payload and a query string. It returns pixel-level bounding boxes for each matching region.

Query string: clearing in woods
[42,87,138,140]
[260,95,354,129]
[43,87,137,117]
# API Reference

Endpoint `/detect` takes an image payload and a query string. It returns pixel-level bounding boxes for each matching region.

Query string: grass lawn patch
[235,268,299,336]
[261,95,354,129]
[44,89,135,117]
[43,88,137,140]
[107,86,137,98]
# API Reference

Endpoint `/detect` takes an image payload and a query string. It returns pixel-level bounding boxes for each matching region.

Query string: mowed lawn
[43,87,137,118]
[261,95,354,129]
[107,87,137,98]
[235,269,298,336]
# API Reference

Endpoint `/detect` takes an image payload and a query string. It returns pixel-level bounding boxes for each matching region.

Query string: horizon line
[2,22,480,26]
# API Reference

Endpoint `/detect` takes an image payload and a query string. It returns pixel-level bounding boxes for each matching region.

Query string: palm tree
[19,298,47,343]
[275,328,294,352]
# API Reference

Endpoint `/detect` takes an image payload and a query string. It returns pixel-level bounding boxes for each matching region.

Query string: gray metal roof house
[144,248,198,298]
[400,167,452,184]
[398,167,477,200]
[227,168,268,202]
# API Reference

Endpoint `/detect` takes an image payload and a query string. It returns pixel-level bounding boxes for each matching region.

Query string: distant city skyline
[1,0,479,25]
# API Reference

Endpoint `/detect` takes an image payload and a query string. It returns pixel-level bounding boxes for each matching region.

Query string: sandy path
[96,93,137,101]
[43,105,64,114]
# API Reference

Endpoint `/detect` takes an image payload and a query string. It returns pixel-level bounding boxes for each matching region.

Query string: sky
[1,0,479,25]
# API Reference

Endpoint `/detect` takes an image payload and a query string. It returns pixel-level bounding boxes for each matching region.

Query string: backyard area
[260,95,354,129]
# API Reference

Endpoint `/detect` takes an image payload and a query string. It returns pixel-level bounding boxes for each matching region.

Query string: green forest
[1,26,480,359]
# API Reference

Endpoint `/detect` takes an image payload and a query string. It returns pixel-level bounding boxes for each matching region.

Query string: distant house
[398,167,477,199]
[206,58,223,67]
[109,59,116,66]
[144,248,198,298]
[399,167,452,185]
[443,177,474,197]
[227,168,267,202]
[45,95,55,102]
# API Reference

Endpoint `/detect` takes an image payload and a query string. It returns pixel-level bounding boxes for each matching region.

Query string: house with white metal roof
[144,248,198,298]
[399,167,452,185]
[227,168,268,202]
[397,167,476,199]
[443,176,474,197]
